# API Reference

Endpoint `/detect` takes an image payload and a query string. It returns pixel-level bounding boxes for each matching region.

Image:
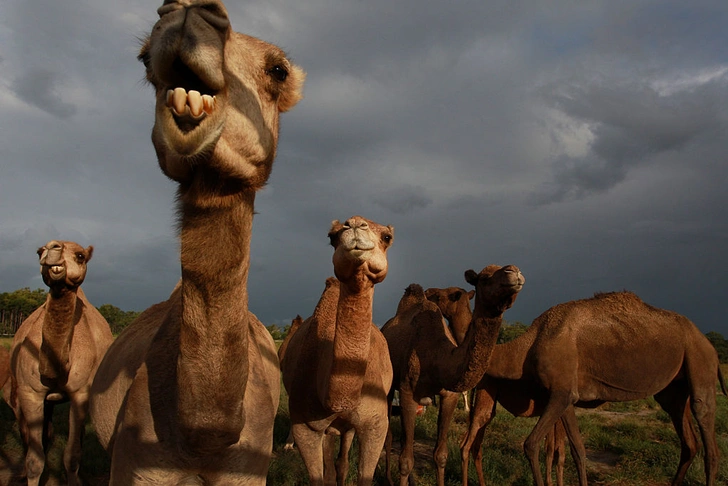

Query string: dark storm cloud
[11,68,77,118]
[532,76,727,204]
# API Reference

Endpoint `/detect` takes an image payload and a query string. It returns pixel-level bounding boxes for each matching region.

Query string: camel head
[139,0,305,187]
[328,216,394,287]
[425,287,475,319]
[37,241,93,293]
[464,265,525,317]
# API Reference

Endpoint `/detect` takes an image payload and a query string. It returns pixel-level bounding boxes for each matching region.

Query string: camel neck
[322,277,375,413]
[175,189,254,450]
[448,307,472,346]
[445,308,503,393]
[40,288,81,383]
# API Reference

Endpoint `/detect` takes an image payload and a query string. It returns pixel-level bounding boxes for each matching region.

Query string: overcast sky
[1,0,727,337]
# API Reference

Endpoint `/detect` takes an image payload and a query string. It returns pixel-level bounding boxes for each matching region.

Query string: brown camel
[382,264,525,486]
[459,332,568,486]
[88,1,304,483]
[4,241,113,486]
[514,291,725,486]
[0,346,9,392]
[279,216,394,486]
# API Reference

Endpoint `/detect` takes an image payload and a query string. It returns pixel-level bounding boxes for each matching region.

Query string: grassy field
[1,336,727,485]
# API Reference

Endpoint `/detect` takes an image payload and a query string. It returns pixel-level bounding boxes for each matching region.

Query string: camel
[459,333,568,486]
[279,216,394,486]
[4,240,113,486]
[425,286,475,412]
[382,264,525,486]
[511,291,725,486]
[0,346,9,392]
[88,1,304,483]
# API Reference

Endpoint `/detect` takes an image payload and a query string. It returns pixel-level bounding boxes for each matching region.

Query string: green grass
[2,357,727,485]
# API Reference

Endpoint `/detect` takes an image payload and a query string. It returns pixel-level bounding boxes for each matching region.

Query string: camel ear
[37,247,44,259]
[468,290,475,300]
[464,269,478,287]
[85,246,94,262]
[424,288,438,302]
[277,64,306,113]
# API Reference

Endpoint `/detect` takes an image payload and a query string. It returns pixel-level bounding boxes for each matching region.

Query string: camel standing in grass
[5,241,113,486]
[515,291,725,486]
[280,216,394,486]
[459,331,568,486]
[383,265,525,486]
[88,0,304,483]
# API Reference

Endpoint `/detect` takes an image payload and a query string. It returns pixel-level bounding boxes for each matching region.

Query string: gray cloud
[12,68,77,118]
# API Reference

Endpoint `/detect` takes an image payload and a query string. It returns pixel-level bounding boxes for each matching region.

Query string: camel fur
[280,216,394,486]
[382,264,525,486]
[516,291,725,486]
[4,240,113,486]
[88,1,304,483]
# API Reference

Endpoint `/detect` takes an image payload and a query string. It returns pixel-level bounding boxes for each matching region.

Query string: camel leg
[553,419,567,486]
[397,388,419,486]
[524,392,572,486]
[434,391,459,486]
[688,373,720,486]
[323,432,338,486]
[544,427,555,486]
[460,388,496,486]
[336,429,355,485]
[654,385,698,486]
[385,394,395,486]
[64,393,88,486]
[356,414,389,486]
[560,406,587,486]
[462,390,470,413]
[17,392,46,486]
[293,423,327,486]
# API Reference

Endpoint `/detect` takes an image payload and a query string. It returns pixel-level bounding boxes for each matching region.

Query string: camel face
[140,0,305,185]
[329,216,394,284]
[465,264,525,313]
[37,240,93,290]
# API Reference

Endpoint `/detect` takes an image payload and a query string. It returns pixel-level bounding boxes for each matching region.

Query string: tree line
[2,287,728,363]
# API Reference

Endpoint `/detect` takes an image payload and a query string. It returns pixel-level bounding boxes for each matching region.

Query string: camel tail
[719,366,728,396]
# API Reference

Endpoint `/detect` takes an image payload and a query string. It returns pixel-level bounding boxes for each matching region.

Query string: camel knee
[433,445,448,470]
[25,453,44,481]
[399,455,414,478]
[524,437,541,462]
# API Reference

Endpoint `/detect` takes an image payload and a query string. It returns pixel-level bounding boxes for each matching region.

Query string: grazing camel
[280,216,395,486]
[5,241,113,486]
[459,332,568,486]
[88,0,304,483]
[516,291,725,486]
[383,265,525,486]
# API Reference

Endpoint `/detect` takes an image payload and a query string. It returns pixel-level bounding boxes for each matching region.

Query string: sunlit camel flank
[88,0,305,483]
[280,216,394,486]
[382,264,525,486]
[5,241,113,486]
[515,291,725,486]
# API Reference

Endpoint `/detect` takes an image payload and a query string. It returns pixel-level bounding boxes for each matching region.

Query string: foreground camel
[5,241,113,486]
[280,216,394,486]
[517,291,725,486]
[459,335,568,486]
[88,0,304,483]
[383,265,525,486]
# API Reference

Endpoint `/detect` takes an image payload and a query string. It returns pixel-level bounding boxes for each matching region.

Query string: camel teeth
[188,90,203,117]
[202,94,215,115]
[172,87,187,116]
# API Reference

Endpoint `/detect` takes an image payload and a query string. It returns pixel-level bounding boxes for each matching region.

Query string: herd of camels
[0,1,725,485]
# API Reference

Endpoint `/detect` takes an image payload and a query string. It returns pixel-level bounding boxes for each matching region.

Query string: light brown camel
[514,291,725,486]
[279,216,394,486]
[88,1,304,483]
[382,264,525,486]
[4,240,113,486]
[459,331,568,486]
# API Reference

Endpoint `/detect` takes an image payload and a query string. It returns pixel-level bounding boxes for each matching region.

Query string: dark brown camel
[382,265,525,486]
[517,291,725,486]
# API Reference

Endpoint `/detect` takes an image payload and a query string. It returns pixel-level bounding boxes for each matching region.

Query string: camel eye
[76,253,86,262]
[267,65,288,82]
[382,234,392,244]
